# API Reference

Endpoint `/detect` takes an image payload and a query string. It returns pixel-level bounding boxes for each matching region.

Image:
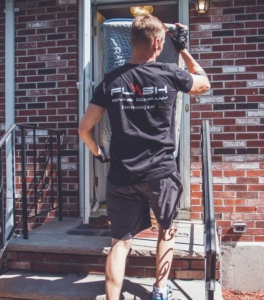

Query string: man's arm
[180,48,211,95]
[78,103,106,156]
[169,23,211,95]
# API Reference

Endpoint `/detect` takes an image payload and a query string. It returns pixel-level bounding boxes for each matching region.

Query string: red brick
[255,236,264,242]
[214,118,235,125]
[213,185,224,191]
[212,45,233,52]
[223,37,244,44]
[32,262,58,273]
[72,255,101,264]
[214,199,223,205]
[224,170,245,177]
[224,126,246,132]
[216,220,232,227]
[171,259,189,269]
[247,66,264,72]
[215,206,234,213]
[213,134,235,140]
[247,228,264,235]
[191,199,202,205]
[19,252,44,261]
[247,170,264,177]
[235,206,256,212]
[45,254,72,263]
[27,76,45,82]
[225,111,246,117]
[87,265,105,275]
[257,207,264,212]
[125,267,145,277]
[6,252,18,261]
[236,59,258,67]
[237,133,258,139]
[191,212,201,219]
[145,268,175,279]
[7,261,31,270]
[224,199,245,206]
[128,257,155,266]
[191,184,201,191]
[248,185,264,191]
[237,191,259,199]
[214,191,236,198]
[175,270,204,280]
[215,270,220,280]
[225,185,247,191]
[244,213,264,220]
[60,264,87,274]
[190,260,204,269]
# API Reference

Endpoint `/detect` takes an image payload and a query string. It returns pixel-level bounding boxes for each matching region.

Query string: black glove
[94,146,110,163]
[169,26,188,52]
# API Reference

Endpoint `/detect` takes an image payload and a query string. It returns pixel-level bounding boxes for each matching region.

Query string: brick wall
[16,0,80,221]
[1,0,80,228]
[6,250,220,280]
[189,0,264,242]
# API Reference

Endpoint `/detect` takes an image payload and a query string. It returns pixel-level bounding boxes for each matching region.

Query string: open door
[83,0,191,221]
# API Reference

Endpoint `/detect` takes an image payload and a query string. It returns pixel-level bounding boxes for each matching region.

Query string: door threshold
[91,202,107,218]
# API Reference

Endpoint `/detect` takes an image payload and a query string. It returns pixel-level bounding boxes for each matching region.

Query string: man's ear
[153,37,161,51]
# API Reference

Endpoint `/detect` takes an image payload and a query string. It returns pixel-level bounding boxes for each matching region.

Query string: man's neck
[129,51,157,64]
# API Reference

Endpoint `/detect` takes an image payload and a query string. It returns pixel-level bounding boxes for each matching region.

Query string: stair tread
[7,217,216,258]
[0,271,223,300]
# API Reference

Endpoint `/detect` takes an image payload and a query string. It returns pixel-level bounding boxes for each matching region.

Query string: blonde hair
[130,15,167,51]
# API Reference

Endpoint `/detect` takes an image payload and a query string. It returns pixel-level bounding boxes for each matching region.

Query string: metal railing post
[202,120,216,300]
[57,132,62,221]
[0,147,4,249]
[21,127,28,239]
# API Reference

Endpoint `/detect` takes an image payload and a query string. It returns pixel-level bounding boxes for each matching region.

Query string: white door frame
[178,0,191,216]
[78,0,93,223]
[79,0,191,223]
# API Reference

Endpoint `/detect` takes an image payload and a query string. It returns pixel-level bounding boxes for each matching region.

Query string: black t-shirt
[90,62,193,186]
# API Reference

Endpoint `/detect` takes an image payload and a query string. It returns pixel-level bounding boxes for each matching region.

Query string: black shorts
[106,171,183,240]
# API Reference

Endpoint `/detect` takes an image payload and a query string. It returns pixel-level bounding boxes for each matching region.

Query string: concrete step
[0,271,223,300]
[6,217,220,280]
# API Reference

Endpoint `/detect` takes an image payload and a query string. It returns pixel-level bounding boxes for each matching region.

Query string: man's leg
[105,238,133,300]
[154,225,176,288]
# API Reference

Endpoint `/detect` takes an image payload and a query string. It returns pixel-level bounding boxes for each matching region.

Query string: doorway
[81,0,191,222]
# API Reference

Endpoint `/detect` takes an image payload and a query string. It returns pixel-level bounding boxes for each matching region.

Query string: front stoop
[0,272,223,300]
[5,217,220,280]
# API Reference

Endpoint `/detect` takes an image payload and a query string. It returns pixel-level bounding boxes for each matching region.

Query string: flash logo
[111,85,168,96]
[143,86,168,95]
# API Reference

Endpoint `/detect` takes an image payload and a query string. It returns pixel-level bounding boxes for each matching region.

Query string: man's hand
[168,23,188,52]
[94,146,110,163]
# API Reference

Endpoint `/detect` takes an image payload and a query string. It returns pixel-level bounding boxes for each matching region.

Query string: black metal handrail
[0,124,16,249]
[0,124,64,248]
[201,120,217,300]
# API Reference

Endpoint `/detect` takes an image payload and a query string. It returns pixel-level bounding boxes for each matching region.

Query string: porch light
[195,0,210,14]
[130,6,154,18]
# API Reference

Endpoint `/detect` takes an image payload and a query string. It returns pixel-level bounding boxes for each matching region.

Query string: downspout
[5,0,15,238]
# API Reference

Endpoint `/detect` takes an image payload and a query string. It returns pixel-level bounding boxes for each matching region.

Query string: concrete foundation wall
[221,242,264,292]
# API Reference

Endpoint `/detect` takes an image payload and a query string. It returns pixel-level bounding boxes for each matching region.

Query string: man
[79,15,210,300]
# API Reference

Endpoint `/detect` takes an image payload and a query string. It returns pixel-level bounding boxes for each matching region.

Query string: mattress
[100,19,182,158]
